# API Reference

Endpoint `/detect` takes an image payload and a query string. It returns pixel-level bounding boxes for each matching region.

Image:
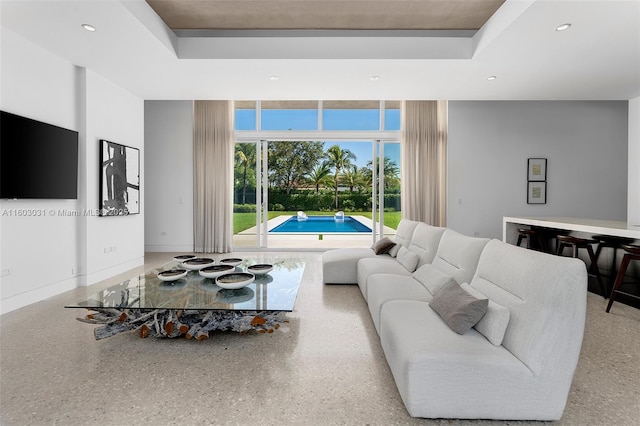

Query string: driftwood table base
[77,309,287,340]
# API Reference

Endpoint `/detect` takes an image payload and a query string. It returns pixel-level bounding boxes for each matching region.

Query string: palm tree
[307,161,332,193]
[326,144,356,209]
[366,156,400,190]
[341,165,365,192]
[235,144,255,204]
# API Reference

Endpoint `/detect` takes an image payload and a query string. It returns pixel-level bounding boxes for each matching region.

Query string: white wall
[628,97,640,224]
[0,28,82,313]
[0,28,144,314]
[447,101,629,239]
[144,101,194,252]
[83,70,145,283]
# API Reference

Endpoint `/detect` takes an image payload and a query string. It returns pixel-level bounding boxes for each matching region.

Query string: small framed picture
[527,181,547,204]
[528,158,547,181]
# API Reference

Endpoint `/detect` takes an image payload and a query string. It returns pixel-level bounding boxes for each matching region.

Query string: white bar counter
[503,217,640,245]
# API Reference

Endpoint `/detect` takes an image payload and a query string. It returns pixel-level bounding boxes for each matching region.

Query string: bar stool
[606,244,640,312]
[593,235,635,294]
[556,235,607,298]
[516,228,546,251]
[532,227,569,254]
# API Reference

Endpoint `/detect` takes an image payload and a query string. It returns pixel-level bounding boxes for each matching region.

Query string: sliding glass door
[233,100,401,249]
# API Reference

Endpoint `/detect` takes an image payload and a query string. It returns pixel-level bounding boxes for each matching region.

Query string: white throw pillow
[413,264,456,296]
[388,242,401,257]
[461,283,511,346]
[396,246,419,272]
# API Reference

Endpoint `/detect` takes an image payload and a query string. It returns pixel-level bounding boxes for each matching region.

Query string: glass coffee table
[65,256,305,340]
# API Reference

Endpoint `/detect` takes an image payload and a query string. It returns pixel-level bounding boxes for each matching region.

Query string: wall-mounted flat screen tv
[0,110,79,199]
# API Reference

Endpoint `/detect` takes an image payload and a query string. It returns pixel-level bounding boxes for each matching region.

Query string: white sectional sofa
[322,219,588,421]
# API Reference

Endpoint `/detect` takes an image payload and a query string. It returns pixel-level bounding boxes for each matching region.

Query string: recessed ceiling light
[269,76,280,81]
[81,24,96,32]
[555,23,571,31]
[487,76,497,81]
[369,75,381,81]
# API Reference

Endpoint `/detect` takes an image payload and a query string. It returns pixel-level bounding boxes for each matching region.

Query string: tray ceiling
[145,0,505,31]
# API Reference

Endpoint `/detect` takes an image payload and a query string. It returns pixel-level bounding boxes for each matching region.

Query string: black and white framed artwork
[99,139,140,216]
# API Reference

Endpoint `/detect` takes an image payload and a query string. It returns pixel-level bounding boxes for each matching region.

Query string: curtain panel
[193,100,234,253]
[401,100,447,226]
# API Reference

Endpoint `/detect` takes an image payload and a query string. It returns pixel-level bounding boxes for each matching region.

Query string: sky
[235,107,401,169]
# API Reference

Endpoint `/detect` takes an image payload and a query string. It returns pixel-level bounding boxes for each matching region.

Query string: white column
[628,97,640,224]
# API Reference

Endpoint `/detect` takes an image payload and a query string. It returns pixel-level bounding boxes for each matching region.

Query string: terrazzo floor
[1,252,639,425]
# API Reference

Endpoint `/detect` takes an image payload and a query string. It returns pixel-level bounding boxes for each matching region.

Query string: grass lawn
[233,210,401,234]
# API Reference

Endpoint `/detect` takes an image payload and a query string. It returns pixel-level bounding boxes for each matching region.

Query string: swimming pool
[270,215,372,233]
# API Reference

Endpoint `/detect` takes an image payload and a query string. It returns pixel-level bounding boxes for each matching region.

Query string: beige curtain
[193,100,234,253]
[401,100,447,226]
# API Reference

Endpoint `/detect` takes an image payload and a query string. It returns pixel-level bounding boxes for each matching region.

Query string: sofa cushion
[412,264,455,296]
[357,257,413,301]
[470,240,587,378]
[371,237,396,255]
[429,281,488,334]
[396,246,419,272]
[431,229,490,285]
[393,218,420,248]
[407,223,447,268]
[367,274,431,334]
[461,283,511,346]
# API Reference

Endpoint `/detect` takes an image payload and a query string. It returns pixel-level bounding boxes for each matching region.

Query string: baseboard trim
[1,257,145,316]
[1,276,80,316]
[144,244,194,253]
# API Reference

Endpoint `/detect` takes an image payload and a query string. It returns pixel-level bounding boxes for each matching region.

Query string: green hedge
[233,204,256,213]
[265,190,401,212]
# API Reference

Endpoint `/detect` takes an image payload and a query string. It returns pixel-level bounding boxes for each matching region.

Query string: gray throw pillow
[429,281,488,334]
[371,237,397,255]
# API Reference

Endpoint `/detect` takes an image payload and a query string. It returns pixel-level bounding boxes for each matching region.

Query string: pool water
[270,215,372,233]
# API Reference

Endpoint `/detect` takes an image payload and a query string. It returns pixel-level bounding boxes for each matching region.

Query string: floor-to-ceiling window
[233,101,400,249]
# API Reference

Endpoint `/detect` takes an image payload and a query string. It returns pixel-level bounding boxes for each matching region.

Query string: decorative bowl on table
[173,254,196,262]
[182,257,215,271]
[247,263,274,275]
[199,264,235,279]
[157,269,188,282]
[215,272,255,289]
[220,258,243,267]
